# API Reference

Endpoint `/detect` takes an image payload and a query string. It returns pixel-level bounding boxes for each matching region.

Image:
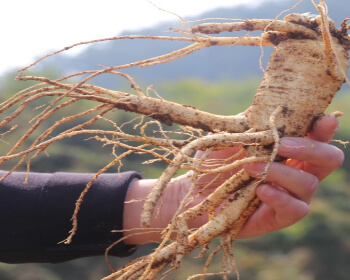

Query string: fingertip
[257,184,310,224]
[308,114,339,142]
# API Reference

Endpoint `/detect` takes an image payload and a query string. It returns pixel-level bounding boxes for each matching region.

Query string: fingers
[237,184,309,239]
[244,162,318,203]
[278,137,344,180]
[245,113,343,201]
[256,183,309,232]
[242,161,317,237]
[238,161,313,238]
[307,113,339,142]
[244,129,344,203]
[257,184,309,222]
[238,114,343,239]
[239,114,344,238]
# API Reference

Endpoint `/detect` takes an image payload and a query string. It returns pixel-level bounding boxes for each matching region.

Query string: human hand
[239,113,344,238]
[123,114,344,244]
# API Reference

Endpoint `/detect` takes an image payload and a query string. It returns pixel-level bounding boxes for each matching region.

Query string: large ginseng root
[0,1,349,280]
[114,7,349,280]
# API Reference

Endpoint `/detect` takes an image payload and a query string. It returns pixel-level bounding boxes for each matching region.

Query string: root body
[248,39,348,137]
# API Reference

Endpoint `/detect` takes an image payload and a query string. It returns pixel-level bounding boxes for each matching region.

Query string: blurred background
[0,0,349,279]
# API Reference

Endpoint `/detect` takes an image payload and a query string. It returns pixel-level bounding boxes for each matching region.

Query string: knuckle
[282,200,309,225]
[276,198,309,228]
[262,218,280,233]
[278,193,294,212]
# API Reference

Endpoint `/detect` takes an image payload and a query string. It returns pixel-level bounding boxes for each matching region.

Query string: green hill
[34,0,350,89]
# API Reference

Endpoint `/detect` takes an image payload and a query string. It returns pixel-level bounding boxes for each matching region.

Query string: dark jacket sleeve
[0,170,142,263]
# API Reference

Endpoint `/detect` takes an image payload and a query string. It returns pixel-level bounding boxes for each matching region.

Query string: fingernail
[244,162,266,177]
[279,138,300,157]
[281,138,299,148]
[259,184,276,198]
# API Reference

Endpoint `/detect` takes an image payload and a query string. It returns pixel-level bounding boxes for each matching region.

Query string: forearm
[0,170,140,263]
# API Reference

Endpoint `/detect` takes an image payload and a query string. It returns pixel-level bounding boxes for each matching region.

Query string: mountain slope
[43,0,349,88]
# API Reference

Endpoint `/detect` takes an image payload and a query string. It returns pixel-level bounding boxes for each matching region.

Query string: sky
[0,0,271,76]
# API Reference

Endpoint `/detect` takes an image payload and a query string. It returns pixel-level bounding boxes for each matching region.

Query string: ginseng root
[0,0,349,279]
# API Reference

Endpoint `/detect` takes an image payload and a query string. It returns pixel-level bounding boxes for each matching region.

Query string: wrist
[123,178,164,245]
[123,173,195,245]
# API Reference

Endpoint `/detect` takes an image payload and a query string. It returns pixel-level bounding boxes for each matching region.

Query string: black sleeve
[0,170,142,263]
